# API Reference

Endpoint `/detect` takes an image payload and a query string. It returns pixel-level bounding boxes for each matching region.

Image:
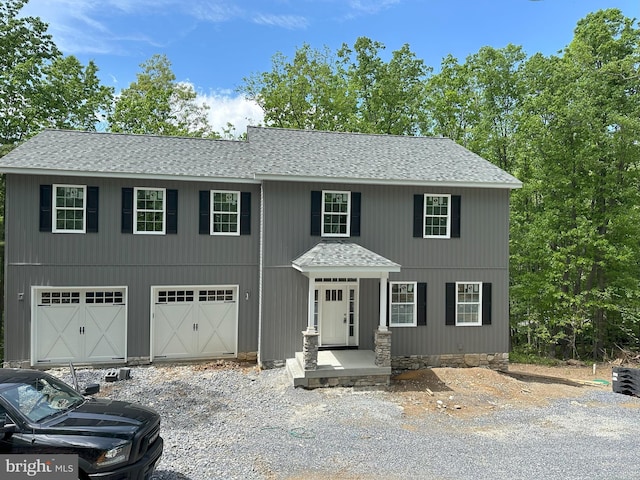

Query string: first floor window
[456,282,482,325]
[212,190,240,235]
[53,184,86,233]
[135,187,165,234]
[390,282,417,327]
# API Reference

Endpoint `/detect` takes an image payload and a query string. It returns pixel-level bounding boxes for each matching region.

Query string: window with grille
[423,194,451,238]
[135,188,165,234]
[53,185,86,233]
[456,282,482,325]
[211,190,240,235]
[322,191,350,237]
[390,282,417,327]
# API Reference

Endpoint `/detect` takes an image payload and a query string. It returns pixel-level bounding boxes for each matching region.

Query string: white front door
[320,287,348,346]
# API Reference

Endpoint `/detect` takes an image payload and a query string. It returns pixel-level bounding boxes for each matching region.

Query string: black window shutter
[166,189,178,234]
[445,283,456,325]
[199,191,210,235]
[417,283,427,326]
[451,195,461,238]
[482,283,492,325]
[310,191,322,236]
[350,192,361,237]
[413,194,423,238]
[240,192,251,235]
[86,186,99,233]
[121,187,133,234]
[39,185,52,232]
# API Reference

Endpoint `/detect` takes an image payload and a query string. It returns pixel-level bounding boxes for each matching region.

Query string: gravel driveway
[56,363,640,480]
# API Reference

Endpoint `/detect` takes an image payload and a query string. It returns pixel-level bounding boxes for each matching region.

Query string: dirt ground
[389,361,627,417]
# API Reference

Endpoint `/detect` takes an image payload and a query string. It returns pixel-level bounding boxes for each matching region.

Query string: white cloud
[198,90,264,137]
[252,14,309,30]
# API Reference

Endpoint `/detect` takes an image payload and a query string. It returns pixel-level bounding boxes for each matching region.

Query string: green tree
[423,54,479,144]
[510,9,640,359]
[38,56,113,131]
[240,37,430,134]
[1,0,114,154]
[0,0,58,154]
[108,54,217,138]
[424,44,526,169]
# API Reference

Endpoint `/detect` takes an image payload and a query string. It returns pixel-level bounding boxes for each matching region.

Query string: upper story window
[211,190,240,235]
[322,191,351,237]
[390,282,417,327]
[53,184,86,233]
[134,187,165,234]
[423,194,451,238]
[456,282,482,326]
[199,190,251,236]
[311,190,360,238]
[413,194,460,239]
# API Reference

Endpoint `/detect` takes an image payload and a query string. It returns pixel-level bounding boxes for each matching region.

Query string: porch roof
[292,240,401,277]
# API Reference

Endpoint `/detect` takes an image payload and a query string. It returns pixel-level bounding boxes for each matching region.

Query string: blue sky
[21,0,640,134]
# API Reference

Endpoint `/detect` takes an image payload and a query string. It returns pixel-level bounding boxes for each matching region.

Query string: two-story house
[0,127,521,387]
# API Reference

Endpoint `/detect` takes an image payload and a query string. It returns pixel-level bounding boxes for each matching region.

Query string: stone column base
[374,328,392,367]
[302,330,320,371]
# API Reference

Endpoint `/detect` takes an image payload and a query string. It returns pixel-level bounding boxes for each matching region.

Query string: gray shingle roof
[292,240,401,274]
[0,127,521,188]
[247,127,522,188]
[0,130,255,181]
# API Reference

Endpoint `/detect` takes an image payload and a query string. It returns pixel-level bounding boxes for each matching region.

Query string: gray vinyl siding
[3,174,260,364]
[260,181,511,363]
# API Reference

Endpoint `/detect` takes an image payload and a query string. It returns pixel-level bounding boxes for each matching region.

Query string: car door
[0,405,34,454]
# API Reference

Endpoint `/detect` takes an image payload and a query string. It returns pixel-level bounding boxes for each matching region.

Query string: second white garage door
[151,285,238,361]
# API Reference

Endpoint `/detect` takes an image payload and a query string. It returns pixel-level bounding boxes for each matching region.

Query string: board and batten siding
[259,180,511,364]
[3,174,260,364]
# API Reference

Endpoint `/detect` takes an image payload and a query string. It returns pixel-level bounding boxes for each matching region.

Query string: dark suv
[0,368,162,479]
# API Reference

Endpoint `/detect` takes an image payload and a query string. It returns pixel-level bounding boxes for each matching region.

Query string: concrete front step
[285,350,391,388]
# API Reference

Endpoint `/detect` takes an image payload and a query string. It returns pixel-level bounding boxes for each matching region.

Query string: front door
[320,286,348,346]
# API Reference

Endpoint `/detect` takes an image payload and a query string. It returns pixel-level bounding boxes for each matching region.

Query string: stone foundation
[236,351,258,363]
[305,375,390,389]
[261,359,286,369]
[392,353,509,371]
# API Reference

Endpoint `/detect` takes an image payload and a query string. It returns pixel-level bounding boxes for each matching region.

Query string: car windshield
[1,375,85,423]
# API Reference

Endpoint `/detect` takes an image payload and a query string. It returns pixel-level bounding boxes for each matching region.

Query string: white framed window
[322,190,350,237]
[211,190,240,235]
[390,282,417,327]
[423,194,451,238]
[134,187,165,234]
[456,282,482,326]
[52,184,86,233]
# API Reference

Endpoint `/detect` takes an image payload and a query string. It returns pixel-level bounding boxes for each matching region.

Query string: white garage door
[32,287,128,366]
[151,285,238,361]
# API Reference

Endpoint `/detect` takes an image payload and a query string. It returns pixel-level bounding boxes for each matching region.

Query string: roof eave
[255,173,522,189]
[0,167,261,184]
[292,263,402,277]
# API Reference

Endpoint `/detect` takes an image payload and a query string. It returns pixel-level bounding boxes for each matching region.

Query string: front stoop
[286,350,391,389]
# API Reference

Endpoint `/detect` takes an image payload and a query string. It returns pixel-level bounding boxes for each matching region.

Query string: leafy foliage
[241,37,431,134]
[108,54,218,138]
[0,0,113,155]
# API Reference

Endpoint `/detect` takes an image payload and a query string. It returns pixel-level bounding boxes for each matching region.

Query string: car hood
[45,398,159,433]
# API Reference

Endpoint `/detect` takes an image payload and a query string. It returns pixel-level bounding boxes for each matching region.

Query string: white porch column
[306,275,316,332]
[379,274,388,331]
